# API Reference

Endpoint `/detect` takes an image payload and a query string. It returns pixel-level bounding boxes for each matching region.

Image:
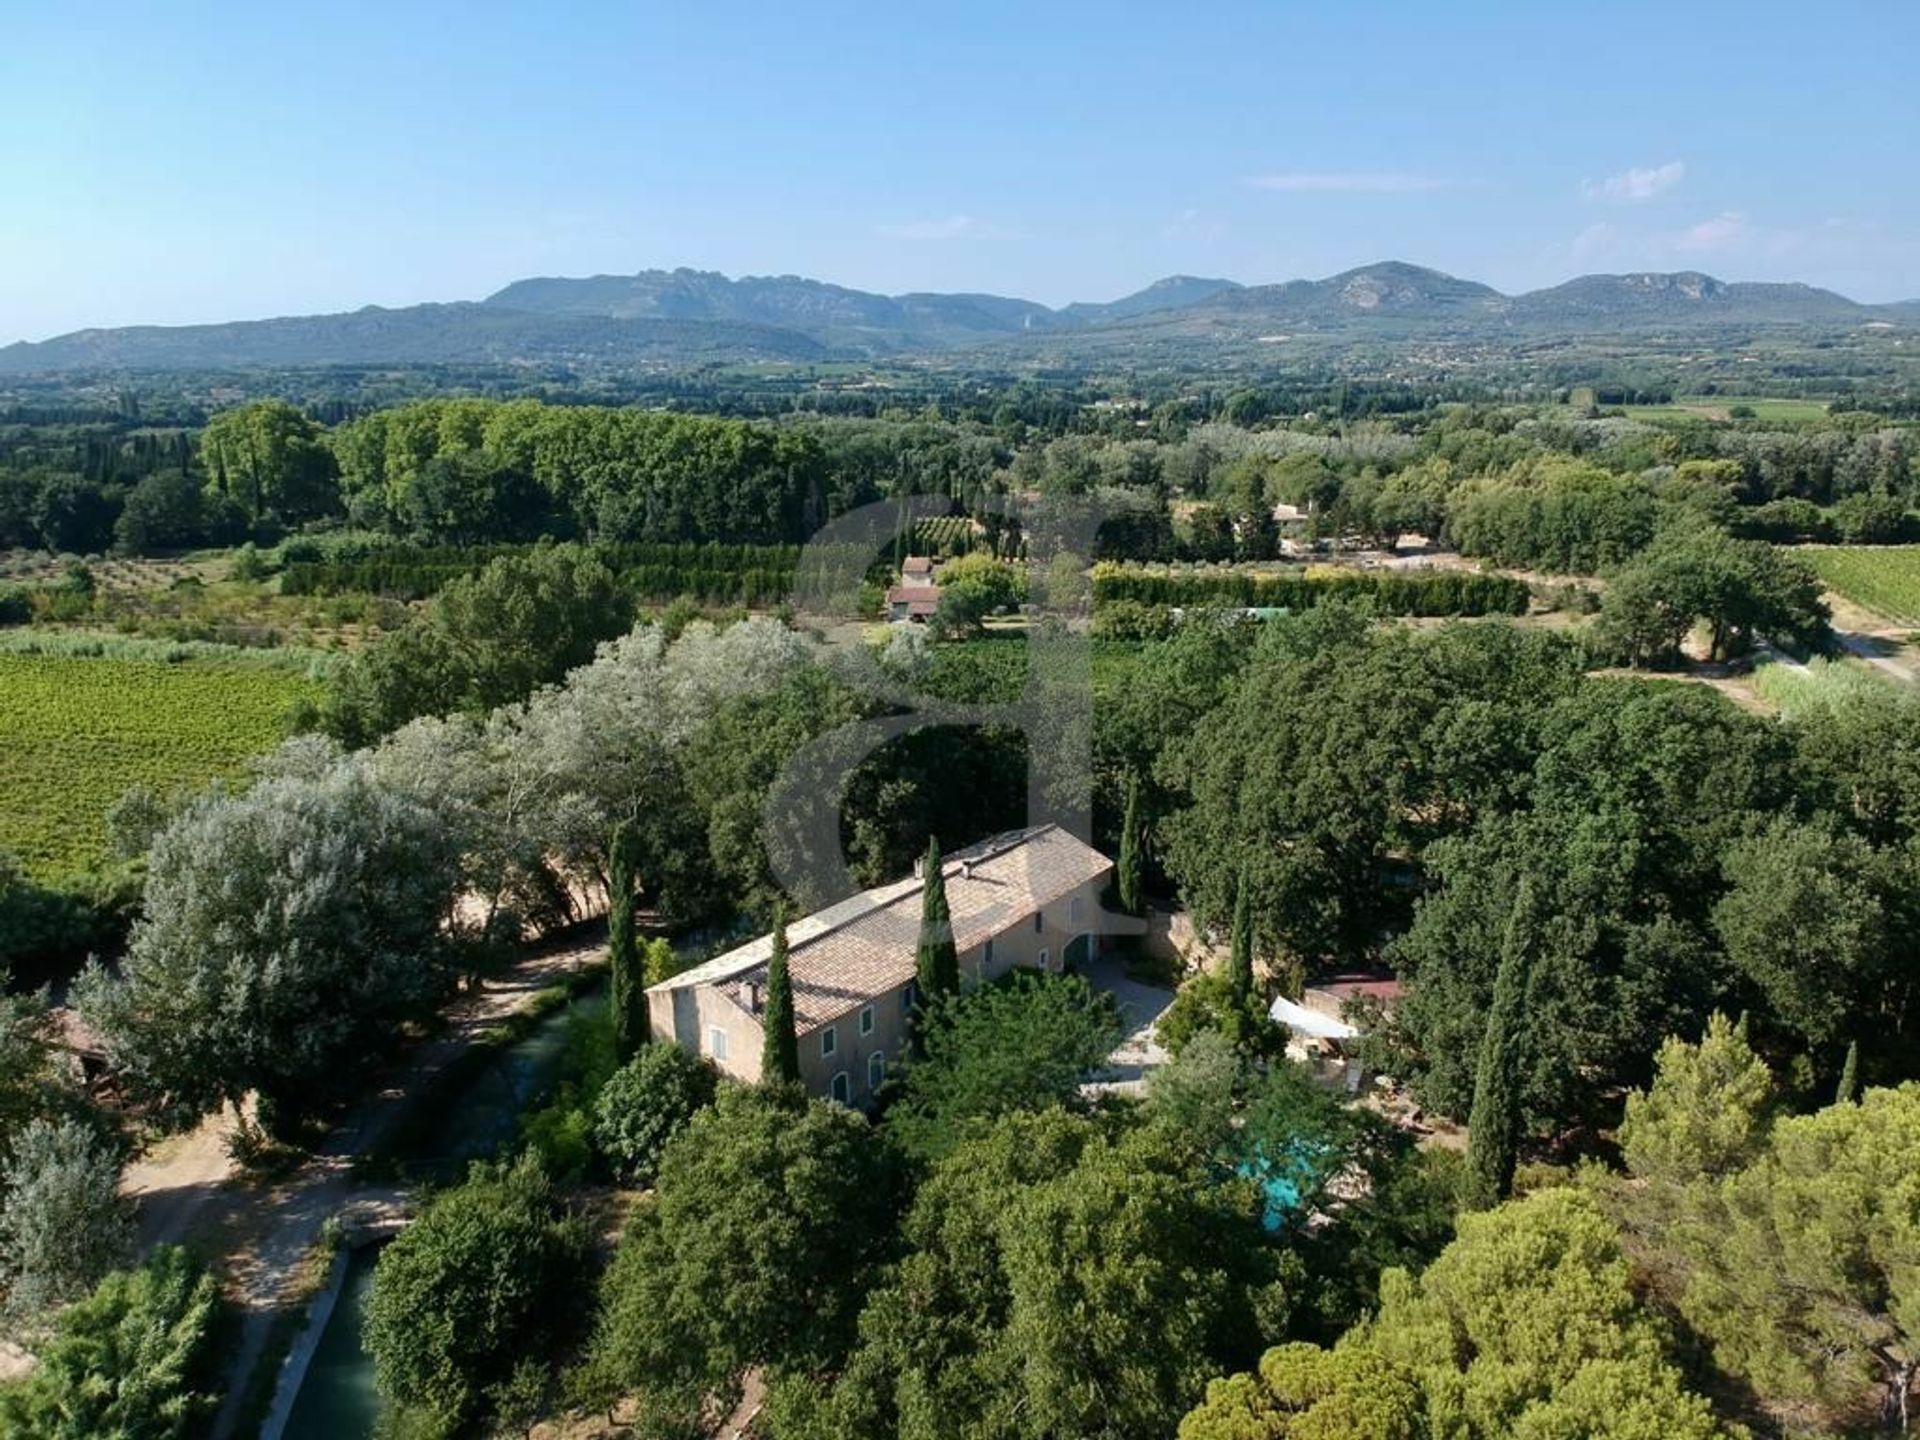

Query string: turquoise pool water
[1236,1140,1325,1231]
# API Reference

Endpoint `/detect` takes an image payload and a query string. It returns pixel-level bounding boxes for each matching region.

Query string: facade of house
[645,825,1113,1105]
[885,555,941,621]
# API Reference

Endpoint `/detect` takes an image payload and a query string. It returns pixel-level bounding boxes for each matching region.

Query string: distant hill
[483,267,1051,348]
[3,262,1912,374]
[1058,275,1243,324]
[1506,272,1867,326]
[1206,262,1507,328]
[0,303,829,374]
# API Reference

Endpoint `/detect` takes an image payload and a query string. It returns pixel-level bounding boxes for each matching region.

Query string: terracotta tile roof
[886,583,941,608]
[1306,975,1405,1005]
[902,555,935,576]
[651,825,1112,1032]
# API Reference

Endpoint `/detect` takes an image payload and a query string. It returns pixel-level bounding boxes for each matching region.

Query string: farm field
[1800,545,1920,626]
[1617,395,1833,423]
[0,652,320,882]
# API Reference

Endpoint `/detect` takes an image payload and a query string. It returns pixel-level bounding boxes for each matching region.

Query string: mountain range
[2,262,1913,374]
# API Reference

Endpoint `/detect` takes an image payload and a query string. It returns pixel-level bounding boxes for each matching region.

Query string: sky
[3,0,1917,343]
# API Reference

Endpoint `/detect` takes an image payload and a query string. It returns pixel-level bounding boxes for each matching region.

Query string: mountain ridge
[3,262,1913,374]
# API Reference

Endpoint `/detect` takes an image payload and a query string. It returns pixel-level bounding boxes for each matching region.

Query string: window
[1038,947,1050,969]
[707,1026,729,1062]
[1069,896,1084,925]
[984,938,995,967]
[901,981,917,1015]
[868,1050,885,1091]
[1033,911,1044,934]
[831,1071,851,1105]
[859,1005,874,1037]
[821,1025,838,1058]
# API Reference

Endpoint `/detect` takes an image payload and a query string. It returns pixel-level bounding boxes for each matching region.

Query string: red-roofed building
[885,583,941,621]
[887,555,941,621]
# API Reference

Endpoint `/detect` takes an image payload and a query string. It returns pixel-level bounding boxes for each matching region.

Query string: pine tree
[916,837,960,1000]
[1835,1038,1860,1105]
[1117,772,1145,918]
[1226,876,1254,1005]
[1466,882,1534,1211]
[608,820,644,1063]
[762,903,801,1087]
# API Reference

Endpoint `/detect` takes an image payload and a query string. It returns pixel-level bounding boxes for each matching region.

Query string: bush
[1155,968,1283,1061]
[1092,598,1175,640]
[1830,491,1914,544]
[592,1042,718,1185]
[0,1246,225,1439]
[0,1116,133,1324]
[883,970,1124,1164]
[363,1155,587,1434]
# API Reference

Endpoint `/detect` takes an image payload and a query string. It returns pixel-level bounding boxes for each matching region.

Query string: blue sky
[3,1,1916,342]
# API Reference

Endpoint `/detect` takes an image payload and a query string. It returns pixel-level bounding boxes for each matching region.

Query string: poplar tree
[1116,772,1145,918]
[1465,882,1533,1210]
[608,820,644,1063]
[916,838,959,1000]
[761,904,800,1087]
[1835,1038,1859,1105]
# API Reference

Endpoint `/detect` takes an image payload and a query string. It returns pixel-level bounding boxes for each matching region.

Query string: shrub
[0,1246,225,1439]
[363,1155,587,1433]
[592,1042,718,1185]
[0,1116,133,1324]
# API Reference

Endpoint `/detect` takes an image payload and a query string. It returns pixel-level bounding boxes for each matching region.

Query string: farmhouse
[885,554,941,621]
[645,825,1113,1105]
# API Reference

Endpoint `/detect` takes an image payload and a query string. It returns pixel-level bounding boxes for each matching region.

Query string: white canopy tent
[1268,995,1358,1041]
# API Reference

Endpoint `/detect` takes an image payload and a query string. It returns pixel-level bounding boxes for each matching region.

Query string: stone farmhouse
[645,825,1113,1105]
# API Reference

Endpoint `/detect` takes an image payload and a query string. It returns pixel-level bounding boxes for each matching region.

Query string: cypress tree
[608,820,644,1063]
[916,837,960,1000]
[1227,876,1254,1005]
[1117,772,1145,918]
[762,903,801,1086]
[1836,1039,1860,1105]
[1465,881,1534,1211]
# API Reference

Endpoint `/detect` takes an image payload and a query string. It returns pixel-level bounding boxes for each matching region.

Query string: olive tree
[76,753,464,1136]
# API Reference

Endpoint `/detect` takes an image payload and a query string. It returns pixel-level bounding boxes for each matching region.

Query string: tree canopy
[76,753,464,1134]
[363,1155,587,1433]
[883,970,1123,1164]
[1178,1189,1732,1440]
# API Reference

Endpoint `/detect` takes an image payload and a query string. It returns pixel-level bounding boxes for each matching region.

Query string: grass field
[1616,396,1834,423]
[1801,546,1920,625]
[1750,656,1906,718]
[0,652,321,882]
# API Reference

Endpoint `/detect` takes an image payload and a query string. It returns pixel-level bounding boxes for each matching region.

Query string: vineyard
[0,654,320,882]
[1803,545,1920,626]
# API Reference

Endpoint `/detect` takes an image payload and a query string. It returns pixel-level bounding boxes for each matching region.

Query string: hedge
[1089,563,1530,617]
[282,541,806,605]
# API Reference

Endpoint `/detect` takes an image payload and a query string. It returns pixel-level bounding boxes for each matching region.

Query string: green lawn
[1801,545,1920,626]
[0,652,320,882]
